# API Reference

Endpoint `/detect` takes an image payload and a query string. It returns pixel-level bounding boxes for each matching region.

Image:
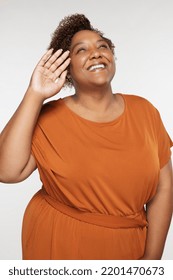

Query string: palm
[31,65,61,97]
[29,49,71,99]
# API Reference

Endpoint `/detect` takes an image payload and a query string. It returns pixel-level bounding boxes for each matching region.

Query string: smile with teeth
[88,64,106,71]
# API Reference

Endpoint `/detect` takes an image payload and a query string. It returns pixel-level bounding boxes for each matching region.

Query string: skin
[65,30,122,122]
[64,30,125,123]
[0,30,172,259]
[0,48,71,182]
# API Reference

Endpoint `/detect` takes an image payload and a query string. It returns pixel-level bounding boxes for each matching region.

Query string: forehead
[71,30,103,46]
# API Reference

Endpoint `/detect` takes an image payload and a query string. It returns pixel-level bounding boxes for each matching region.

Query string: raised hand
[28,49,71,100]
[0,48,71,183]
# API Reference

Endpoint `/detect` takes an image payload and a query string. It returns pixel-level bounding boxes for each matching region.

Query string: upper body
[0,14,172,259]
[31,93,172,214]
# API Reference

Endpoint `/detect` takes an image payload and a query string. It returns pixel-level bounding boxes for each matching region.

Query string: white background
[0,0,172,259]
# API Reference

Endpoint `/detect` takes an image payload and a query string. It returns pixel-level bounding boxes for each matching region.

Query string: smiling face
[69,30,116,90]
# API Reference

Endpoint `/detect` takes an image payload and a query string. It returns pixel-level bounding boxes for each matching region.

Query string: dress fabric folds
[22,94,173,260]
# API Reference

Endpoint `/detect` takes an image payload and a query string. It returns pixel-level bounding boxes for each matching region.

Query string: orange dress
[22,94,172,260]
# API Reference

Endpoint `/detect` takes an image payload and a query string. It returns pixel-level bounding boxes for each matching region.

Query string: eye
[99,44,109,49]
[76,48,86,54]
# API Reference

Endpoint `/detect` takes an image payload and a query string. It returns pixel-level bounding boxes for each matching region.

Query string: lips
[87,63,106,72]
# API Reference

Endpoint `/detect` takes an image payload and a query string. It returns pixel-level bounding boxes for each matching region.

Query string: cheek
[69,63,83,82]
[103,52,116,68]
[69,58,85,75]
[69,61,76,76]
[110,58,116,72]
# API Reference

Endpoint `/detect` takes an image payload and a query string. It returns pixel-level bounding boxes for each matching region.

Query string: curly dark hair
[48,14,115,87]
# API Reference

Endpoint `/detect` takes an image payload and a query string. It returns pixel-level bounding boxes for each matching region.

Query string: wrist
[25,87,45,104]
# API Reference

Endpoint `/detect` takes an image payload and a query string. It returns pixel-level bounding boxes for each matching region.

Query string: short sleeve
[155,109,173,168]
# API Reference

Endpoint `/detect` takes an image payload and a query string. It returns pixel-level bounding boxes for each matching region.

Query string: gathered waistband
[41,189,148,229]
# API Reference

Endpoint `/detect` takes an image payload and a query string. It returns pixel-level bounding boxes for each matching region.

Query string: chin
[90,77,113,87]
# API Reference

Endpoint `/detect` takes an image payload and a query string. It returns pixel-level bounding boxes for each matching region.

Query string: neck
[72,85,115,113]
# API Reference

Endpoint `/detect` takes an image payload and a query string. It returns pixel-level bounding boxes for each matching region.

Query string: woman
[0,14,172,260]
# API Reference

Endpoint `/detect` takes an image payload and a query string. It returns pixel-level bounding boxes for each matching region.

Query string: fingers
[53,56,71,81]
[43,49,69,71]
[36,48,71,89]
[49,50,70,73]
[38,49,70,72]
[55,70,67,85]
[49,51,70,73]
[44,49,64,69]
[40,49,71,79]
[37,48,54,67]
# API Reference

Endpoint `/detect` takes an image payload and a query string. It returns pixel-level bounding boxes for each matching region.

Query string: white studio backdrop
[0,0,172,259]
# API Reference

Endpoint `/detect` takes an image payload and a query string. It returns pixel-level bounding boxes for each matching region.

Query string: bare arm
[0,49,71,183]
[141,159,173,259]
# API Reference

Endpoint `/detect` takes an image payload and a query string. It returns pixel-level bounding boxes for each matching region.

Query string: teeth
[89,64,105,71]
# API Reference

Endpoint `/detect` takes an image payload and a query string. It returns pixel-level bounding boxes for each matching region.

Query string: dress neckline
[59,93,127,126]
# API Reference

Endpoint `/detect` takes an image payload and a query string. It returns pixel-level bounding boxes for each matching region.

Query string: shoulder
[122,93,158,116]
[123,93,154,106]
[37,98,65,125]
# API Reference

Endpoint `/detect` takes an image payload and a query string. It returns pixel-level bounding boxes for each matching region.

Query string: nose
[89,48,102,59]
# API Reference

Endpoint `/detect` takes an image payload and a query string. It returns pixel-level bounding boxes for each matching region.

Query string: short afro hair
[48,14,115,87]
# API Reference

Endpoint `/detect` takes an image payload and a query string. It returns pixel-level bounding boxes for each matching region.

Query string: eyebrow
[71,39,107,52]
